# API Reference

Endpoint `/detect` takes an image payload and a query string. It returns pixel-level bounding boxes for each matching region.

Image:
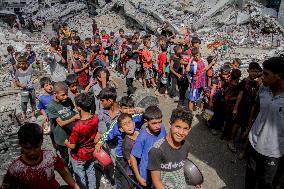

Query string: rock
[236,12,250,25]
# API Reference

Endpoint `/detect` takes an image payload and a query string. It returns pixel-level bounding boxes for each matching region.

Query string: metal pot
[184,159,204,186]
[20,91,29,103]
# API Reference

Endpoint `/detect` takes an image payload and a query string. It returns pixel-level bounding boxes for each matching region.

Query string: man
[245,57,284,189]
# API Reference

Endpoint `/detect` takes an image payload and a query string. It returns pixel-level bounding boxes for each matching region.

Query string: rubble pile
[0,96,21,176]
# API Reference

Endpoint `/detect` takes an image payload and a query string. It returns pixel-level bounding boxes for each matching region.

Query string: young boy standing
[116,113,140,189]
[130,106,167,188]
[15,53,36,120]
[1,123,79,189]
[47,82,80,168]
[65,93,98,189]
[187,48,207,113]
[148,107,195,189]
[37,77,54,133]
[156,44,168,96]
[142,40,156,89]
[124,50,137,96]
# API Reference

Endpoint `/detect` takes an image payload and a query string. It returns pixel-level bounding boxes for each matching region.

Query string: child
[25,44,37,65]
[65,74,81,102]
[1,123,79,189]
[231,58,241,69]
[191,37,201,49]
[130,106,167,188]
[187,48,207,113]
[148,107,196,189]
[47,81,80,168]
[223,69,242,144]
[117,113,140,189]
[124,50,137,96]
[84,38,92,61]
[209,64,231,135]
[228,62,262,156]
[73,49,89,89]
[156,44,169,96]
[37,77,53,133]
[169,45,188,102]
[95,96,144,188]
[65,93,98,189]
[15,53,36,120]
[6,45,16,80]
[142,39,156,89]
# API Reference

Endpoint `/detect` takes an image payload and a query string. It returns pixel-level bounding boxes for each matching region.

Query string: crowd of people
[1,20,284,189]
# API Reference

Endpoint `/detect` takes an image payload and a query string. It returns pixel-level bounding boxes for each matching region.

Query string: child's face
[18,61,28,70]
[20,142,42,162]
[85,41,91,47]
[26,47,32,53]
[192,53,201,61]
[100,99,113,109]
[169,119,191,143]
[147,118,163,134]
[71,32,76,37]
[221,71,231,82]
[231,61,240,69]
[43,82,53,93]
[73,52,80,60]
[120,106,134,113]
[119,116,135,135]
[101,31,106,36]
[192,43,200,49]
[55,90,68,102]
[69,83,79,94]
[248,68,259,80]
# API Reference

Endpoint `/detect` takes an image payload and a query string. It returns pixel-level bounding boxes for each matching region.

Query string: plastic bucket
[93,149,112,167]
[20,91,29,103]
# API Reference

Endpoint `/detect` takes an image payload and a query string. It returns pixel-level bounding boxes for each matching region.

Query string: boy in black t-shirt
[148,107,199,189]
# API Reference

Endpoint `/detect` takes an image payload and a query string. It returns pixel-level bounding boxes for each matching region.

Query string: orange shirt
[142,49,152,69]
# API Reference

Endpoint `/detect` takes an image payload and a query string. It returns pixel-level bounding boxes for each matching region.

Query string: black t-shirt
[238,78,259,109]
[170,55,182,75]
[148,138,190,189]
[132,42,140,61]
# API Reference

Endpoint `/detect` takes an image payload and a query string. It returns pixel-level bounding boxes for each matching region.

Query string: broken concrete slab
[236,12,250,25]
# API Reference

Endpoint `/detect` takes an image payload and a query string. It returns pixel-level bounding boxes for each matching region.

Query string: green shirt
[47,98,77,146]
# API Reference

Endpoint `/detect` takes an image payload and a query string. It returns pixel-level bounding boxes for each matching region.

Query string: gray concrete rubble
[0,0,283,183]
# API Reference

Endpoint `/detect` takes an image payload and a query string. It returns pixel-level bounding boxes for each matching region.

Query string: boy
[95,96,144,188]
[1,123,79,189]
[84,38,92,61]
[156,44,168,96]
[228,62,262,155]
[65,93,98,189]
[223,69,242,144]
[130,106,167,188]
[231,58,241,69]
[37,77,53,133]
[245,57,284,189]
[47,82,80,168]
[65,74,81,102]
[25,44,37,65]
[169,45,188,103]
[187,48,207,113]
[124,50,137,96]
[208,64,231,135]
[15,53,36,120]
[73,49,89,89]
[117,113,140,189]
[191,37,201,49]
[6,45,16,80]
[142,39,156,89]
[148,107,195,189]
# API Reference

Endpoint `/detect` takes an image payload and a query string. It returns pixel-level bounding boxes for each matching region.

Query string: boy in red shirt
[65,93,99,189]
[1,123,79,189]
[73,49,90,89]
[156,44,168,96]
[142,39,156,89]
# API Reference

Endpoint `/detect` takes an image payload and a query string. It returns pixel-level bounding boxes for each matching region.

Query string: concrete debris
[236,12,251,25]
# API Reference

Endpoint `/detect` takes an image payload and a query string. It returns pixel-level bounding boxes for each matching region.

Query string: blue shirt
[105,113,144,157]
[131,125,167,181]
[37,93,54,111]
